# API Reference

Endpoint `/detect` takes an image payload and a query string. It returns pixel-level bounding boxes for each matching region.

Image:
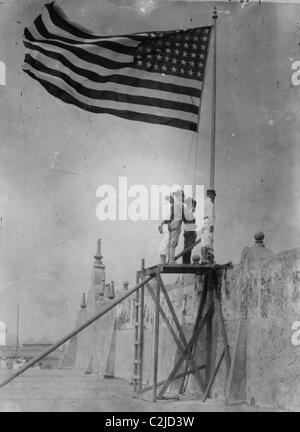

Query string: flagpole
[194,8,218,190]
[210,7,218,190]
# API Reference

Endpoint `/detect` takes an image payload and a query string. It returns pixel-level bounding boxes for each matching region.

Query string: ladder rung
[132,375,141,379]
[134,321,141,326]
[134,340,141,344]
[133,360,141,364]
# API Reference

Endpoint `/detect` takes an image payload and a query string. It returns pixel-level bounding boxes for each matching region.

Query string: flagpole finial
[213,6,218,20]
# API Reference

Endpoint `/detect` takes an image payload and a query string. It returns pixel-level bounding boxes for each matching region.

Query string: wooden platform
[144,263,231,276]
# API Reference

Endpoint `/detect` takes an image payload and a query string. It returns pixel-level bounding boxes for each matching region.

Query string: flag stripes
[23,1,211,131]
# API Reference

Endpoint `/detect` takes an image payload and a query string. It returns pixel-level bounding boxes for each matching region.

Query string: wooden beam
[0,275,154,390]
[157,303,214,399]
[138,259,145,392]
[152,267,161,402]
[145,281,207,393]
[157,273,206,394]
[202,349,225,402]
[138,364,206,395]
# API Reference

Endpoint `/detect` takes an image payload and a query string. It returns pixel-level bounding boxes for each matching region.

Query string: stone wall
[60,237,300,410]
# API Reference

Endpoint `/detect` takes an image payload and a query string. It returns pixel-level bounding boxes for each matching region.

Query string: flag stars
[134,27,210,80]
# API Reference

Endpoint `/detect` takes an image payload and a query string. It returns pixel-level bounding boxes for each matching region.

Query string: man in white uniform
[200,189,216,264]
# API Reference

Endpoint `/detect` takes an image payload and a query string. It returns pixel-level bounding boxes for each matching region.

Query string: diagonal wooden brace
[158,303,214,399]
[156,273,206,395]
[145,283,186,357]
[211,271,231,374]
[146,281,207,392]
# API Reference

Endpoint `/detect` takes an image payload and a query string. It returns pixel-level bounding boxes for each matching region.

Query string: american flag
[23,2,212,132]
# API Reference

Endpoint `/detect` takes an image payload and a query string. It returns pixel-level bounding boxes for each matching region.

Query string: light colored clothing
[169,198,183,237]
[204,197,215,227]
[159,224,170,257]
[169,224,181,248]
[161,200,172,221]
[201,223,214,249]
[172,199,183,222]
[200,197,215,249]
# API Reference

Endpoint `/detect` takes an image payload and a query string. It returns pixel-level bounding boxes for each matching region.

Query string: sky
[0,0,299,342]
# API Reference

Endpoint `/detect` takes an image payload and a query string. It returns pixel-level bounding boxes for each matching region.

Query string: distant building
[0,336,64,369]
[0,321,6,346]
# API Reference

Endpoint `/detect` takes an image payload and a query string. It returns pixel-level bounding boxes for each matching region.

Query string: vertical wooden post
[133,271,140,393]
[16,304,20,358]
[139,259,145,391]
[153,267,161,402]
[205,272,214,390]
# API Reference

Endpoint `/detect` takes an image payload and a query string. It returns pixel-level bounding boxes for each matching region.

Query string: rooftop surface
[0,369,277,412]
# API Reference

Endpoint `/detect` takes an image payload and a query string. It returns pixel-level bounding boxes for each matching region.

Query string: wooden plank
[145,263,232,276]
